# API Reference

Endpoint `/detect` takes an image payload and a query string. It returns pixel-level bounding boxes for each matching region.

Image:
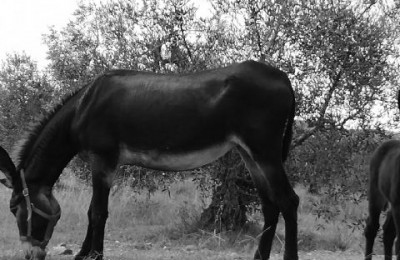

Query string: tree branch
[249,5,264,62]
[293,68,344,148]
[292,126,318,148]
[178,21,193,62]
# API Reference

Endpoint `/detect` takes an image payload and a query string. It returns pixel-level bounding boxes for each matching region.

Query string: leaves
[287,0,399,134]
[0,53,54,149]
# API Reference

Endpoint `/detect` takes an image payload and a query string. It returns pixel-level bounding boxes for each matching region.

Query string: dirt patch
[0,243,381,260]
[42,241,370,260]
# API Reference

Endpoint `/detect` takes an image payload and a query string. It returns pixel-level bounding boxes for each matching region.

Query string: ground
[0,239,380,260]
[0,244,379,260]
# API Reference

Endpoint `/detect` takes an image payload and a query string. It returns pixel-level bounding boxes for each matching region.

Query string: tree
[286,0,400,145]
[44,0,218,87]
[278,0,400,193]
[0,53,54,150]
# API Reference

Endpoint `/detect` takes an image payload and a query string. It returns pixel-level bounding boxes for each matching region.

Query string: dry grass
[293,186,368,253]
[0,169,381,259]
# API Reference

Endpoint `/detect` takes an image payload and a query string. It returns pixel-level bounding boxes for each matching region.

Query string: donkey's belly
[118,141,236,171]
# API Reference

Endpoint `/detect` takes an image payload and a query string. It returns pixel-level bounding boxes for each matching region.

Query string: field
[0,169,388,260]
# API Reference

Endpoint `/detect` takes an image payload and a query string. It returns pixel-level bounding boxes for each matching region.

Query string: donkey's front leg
[75,204,93,260]
[77,156,115,260]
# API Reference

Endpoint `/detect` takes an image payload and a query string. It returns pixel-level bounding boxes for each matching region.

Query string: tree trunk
[200,150,257,231]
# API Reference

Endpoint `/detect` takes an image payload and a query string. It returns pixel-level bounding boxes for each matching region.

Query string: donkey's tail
[282,77,295,163]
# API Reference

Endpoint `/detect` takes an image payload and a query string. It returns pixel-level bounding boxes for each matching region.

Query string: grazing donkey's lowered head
[0,145,61,260]
[0,88,81,259]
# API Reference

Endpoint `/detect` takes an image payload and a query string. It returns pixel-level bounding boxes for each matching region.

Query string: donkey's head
[0,145,61,260]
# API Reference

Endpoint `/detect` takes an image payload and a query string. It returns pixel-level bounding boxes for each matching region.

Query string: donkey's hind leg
[382,209,395,260]
[364,196,384,260]
[238,148,280,259]
[391,205,400,260]
[238,146,299,260]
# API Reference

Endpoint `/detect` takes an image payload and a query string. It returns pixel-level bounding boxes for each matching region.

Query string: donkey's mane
[13,86,85,169]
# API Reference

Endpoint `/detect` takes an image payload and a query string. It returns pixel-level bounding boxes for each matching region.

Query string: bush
[287,127,390,221]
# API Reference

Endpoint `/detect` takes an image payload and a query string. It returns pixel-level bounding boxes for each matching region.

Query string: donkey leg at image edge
[75,155,115,260]
[392,205,400,260]
[238,147,299,260]
[364,203,381,260]
[382,210,396,260]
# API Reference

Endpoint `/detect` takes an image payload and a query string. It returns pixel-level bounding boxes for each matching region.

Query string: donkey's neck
[17,87,86,188]
[23,122,77,187]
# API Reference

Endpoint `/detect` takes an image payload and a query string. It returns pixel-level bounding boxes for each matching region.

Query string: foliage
[287,126,390,230]
[0,53,54,150]
[287,0,400,146]
[44,0,221,90]
[289,127,389,192]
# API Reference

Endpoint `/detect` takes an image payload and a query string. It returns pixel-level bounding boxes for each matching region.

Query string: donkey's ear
[0,145,17,189]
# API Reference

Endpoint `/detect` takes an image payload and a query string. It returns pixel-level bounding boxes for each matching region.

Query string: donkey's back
[72,60,293,169]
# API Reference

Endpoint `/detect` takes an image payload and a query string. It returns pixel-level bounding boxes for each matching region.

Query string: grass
[293,186,368,253]
[0,169,384,259]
